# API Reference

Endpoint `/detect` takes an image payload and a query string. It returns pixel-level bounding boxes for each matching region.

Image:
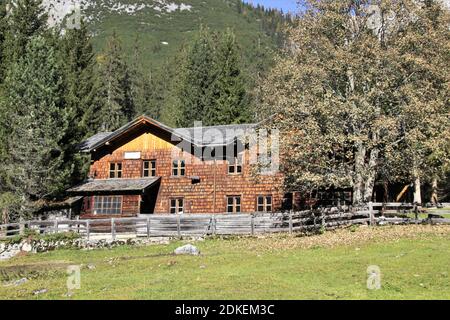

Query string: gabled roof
[79,132,112,152]
[67,177,161,194]
[81,115,257,152]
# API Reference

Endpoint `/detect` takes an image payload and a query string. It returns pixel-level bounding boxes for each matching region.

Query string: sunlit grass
[1,225,449,300]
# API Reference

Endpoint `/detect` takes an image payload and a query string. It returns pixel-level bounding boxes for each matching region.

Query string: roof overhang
[67,177,161,195]
[81,115,258,153]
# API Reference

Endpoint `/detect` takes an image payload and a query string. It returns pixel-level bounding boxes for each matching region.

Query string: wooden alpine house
[67,115,285,218]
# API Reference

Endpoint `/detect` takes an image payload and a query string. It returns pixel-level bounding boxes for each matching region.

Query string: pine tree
[97,31,134,131]
[129,35,159,119]
[2,0,47,65]
[159,46,189,126]
[59,19,98,184]
[0,0,8,81]
[0,0,48,203]
[2,36,70,216]
[207,28,249,125]
[175,25,216,127]
[0,0,7,154]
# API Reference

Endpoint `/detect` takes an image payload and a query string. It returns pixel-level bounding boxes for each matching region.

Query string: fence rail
[0,203,449,240]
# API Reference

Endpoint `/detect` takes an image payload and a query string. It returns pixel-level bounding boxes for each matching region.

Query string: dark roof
[78,132,112,152]
[80,115,257,152]
[67,177,160,194]
[175,123,257,146]
[37,196,84,211]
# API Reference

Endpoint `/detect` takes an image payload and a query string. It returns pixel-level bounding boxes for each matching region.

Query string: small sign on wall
[124,152,141,160]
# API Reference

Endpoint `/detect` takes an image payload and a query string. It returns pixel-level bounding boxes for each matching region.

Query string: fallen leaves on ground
[239,225,450,252]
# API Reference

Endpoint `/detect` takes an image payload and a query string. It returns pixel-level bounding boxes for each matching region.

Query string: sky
[244,0,299,14]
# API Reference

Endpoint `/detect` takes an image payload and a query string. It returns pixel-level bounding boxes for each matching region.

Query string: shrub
[1,230,80,245]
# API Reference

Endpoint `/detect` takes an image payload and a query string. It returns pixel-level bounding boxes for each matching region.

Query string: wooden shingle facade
[68,116,285,217]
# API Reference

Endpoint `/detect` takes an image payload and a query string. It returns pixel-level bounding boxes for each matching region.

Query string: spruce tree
[59,19,98,184]
[97,31,134,131]
[0,0,7,81]
[144,69,163,120]
[175,25,216,127]
[2,0,47,65]
[0,0,48,207]
[2,36,70,216]
[129,35,158,119]
[207,28,249,125]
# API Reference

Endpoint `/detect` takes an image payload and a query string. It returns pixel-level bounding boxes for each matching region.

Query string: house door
[140,182,160,214]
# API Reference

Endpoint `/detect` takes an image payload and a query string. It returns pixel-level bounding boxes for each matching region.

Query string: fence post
[414,203,419,223]
[251,215,255,235]
[212,215,216,236]
[289,211,293,234]
[86,220,90,241]
[111,218,116,241]
[76,216,80,234]
[369,202,374,226]
[19,217,25,236]
[146,216,150,239]
[54,220,58,234]
[177,214,181,239]
[313,213,317,229]
[321,210,325,230]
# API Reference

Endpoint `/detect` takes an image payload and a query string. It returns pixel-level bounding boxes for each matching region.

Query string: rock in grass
[21,242,32,253]
[33,288,48,295]
[174,244,200,256]
[14,278,28,286]
[0,249,20,261]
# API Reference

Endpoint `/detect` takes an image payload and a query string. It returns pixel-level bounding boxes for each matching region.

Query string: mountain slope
[45,0,284,71]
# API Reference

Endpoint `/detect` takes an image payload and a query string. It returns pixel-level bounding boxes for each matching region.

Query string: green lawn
[1,225,450,300]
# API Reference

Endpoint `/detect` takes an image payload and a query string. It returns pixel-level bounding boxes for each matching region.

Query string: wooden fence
[1,203,449,240]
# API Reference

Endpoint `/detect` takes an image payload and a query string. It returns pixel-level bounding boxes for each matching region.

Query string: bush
[1,230,80,245]
[40,231,81,242]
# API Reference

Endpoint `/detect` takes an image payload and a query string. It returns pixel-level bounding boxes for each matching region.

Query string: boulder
[21,242,33,253]
[174,244,200,256]
[0,248,20,261]
[14,278,28,286]
[33,288,48,295]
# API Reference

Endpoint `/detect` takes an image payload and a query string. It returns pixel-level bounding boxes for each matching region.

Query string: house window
[257,195,273,212]
[93,196,122,215]
[227,196,241,213]
[172,160,186,176]
[170,198,184,214]
[143,160,156,177]
[228,156,242,175]
[109,163,122,178]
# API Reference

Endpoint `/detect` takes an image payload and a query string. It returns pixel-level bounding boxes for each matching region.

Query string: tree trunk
[383,180,389,203]
[363,135,380,203]
[353,142,366,205]
[431,176,439,205]
[364,148,380,203]
[413,171,422,205]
